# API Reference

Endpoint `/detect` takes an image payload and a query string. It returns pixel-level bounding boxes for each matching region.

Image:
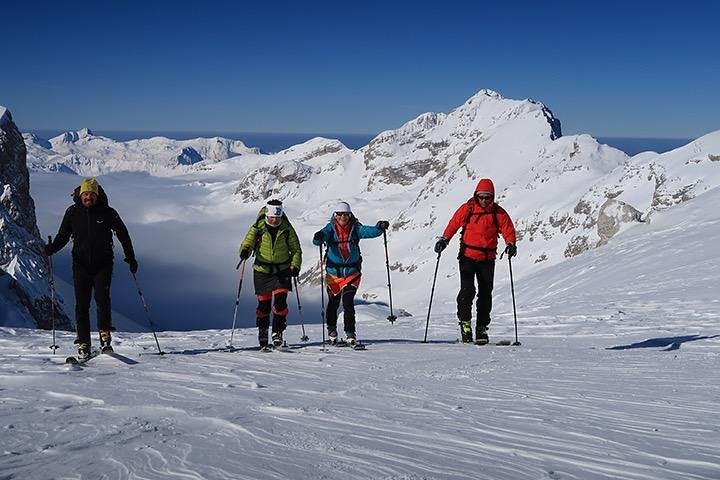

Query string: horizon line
[24,128,696,141]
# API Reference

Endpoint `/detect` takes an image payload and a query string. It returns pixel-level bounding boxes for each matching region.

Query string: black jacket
[48,186,135,270]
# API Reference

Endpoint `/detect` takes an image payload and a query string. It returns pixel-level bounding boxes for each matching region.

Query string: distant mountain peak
[277,137,348,160]
[466,88,503,102]
[0,106,9,127]
[55,128,94,144]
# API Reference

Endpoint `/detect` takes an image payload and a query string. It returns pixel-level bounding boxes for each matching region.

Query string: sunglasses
[475,194,493,200]
[335,212,351,217]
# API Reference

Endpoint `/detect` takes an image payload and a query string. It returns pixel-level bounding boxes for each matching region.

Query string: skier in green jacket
[239,200,302,348]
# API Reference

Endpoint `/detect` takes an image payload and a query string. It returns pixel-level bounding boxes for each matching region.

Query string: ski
[261,342,292,353]
[325,339,367,350]
[457,339,514,346]
[65,349,101,365]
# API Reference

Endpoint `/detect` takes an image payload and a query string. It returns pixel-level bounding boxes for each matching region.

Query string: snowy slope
[1,188,719,479]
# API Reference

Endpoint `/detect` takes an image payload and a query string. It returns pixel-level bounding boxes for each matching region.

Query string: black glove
[505,243,517,258]
[289,266,300,277]
[44,243,54,256]
[434,237,448,254]
[313,231,324,242]
[376,220,390,231]
[239,249,251,260]
[125,257,138,274]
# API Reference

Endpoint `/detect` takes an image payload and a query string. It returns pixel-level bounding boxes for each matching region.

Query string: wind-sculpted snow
[0,298,718,480]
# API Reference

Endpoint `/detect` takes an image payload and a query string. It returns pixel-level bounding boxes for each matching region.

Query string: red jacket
[442,199,516,261]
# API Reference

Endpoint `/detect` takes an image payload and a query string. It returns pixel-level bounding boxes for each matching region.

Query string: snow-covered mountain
[189,90,720,298]
[0,107,71,329]
[25,128,259,175]
[18,89,720,331]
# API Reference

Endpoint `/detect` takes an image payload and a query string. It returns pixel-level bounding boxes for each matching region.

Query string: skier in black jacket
[45,178,137,358]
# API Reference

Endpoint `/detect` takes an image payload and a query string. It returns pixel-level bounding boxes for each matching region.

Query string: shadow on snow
[160,338,458,356]
[607,334,719,351]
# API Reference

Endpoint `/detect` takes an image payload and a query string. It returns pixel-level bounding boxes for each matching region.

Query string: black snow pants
[456,257,495,330]
[326,284,358,335]
[72,261,113,345]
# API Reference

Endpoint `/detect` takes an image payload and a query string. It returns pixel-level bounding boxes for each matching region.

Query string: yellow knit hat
[80,178,99,195]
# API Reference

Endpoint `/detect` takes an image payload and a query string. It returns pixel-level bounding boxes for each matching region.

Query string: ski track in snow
[1,312,719,480]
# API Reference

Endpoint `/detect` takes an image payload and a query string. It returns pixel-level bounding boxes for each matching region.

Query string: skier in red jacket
[434,178,517,344]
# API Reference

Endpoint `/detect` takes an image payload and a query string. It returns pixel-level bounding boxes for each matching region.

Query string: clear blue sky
[2,0,718,138]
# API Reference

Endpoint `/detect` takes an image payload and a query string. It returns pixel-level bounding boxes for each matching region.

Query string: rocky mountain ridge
[1,107,71,329]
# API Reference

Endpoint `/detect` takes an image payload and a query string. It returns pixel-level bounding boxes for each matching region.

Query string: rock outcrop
[1,107,71,329]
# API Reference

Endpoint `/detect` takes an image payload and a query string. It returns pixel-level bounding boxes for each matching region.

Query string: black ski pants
[456,257,495,330]
[253,270,292,334]
[255,290,289,334]
[326,284,358,334]
[72,261,113,345]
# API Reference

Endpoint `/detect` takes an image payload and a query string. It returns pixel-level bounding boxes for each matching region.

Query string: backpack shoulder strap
[459,199,475,237]
[253,221,266,252]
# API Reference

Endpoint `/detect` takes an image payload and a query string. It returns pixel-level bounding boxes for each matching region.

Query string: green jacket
[240,207,302,274]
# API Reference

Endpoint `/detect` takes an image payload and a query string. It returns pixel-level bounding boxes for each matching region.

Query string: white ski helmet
[334,201,352,214]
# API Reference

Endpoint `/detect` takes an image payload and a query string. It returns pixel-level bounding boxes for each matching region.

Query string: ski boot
[271,331,284,348]
[475,327,489,345]
[328,330,338,345]
[77,343,91,359]
[258,328,269,348]
[346,332,357,346]
[459,321,473,343]
[99,330,113,353]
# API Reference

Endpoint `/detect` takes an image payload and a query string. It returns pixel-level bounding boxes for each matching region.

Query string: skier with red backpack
[434,178,517,344]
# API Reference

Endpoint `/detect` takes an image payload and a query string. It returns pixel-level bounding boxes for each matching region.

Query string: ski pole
[423,250,442,343]
[507,255,521,346]
[228,259,246,348]
[47,235,59,354]
[382,231,397,324]
[293,276,309,342]
[319,243,326,352]
[131,272,165,355]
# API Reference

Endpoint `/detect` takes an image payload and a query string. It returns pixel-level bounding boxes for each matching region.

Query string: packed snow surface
[1,311,718,479]
[2,188,719,479]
